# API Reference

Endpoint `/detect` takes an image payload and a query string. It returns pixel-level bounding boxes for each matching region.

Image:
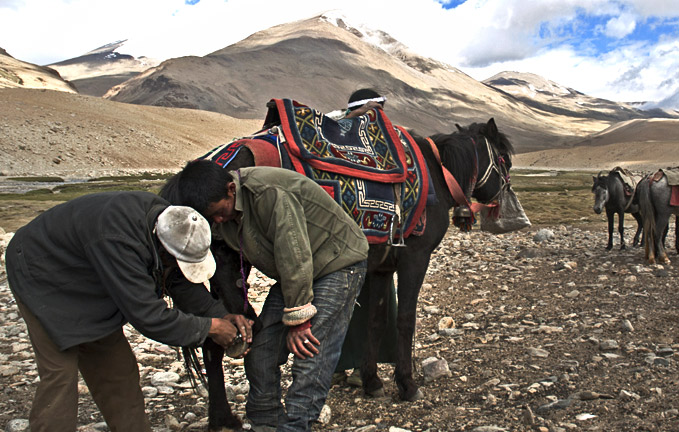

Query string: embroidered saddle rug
[264,98,409,183]
[200,122,430,244]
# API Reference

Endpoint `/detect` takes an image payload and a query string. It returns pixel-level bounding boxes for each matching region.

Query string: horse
[591,169,642,250]
[638,172,679,264]
[160,179,258,432]
[160,116,516,429]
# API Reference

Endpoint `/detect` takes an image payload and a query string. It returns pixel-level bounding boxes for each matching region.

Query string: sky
[1,0,678,105]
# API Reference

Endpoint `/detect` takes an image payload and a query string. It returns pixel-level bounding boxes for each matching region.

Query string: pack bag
[479,186,531,234]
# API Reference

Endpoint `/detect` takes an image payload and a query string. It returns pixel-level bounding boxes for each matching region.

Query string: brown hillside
[0,88,261,178]
[103,15,613,154]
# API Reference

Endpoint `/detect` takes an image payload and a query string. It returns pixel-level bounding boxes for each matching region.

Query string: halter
[426,137,502,231]
[474,136,510,202]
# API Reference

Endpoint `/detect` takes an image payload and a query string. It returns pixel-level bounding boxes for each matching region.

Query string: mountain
[482,71,674,121]
[514,118,679,171]
[0,48,76,93]
[103,14,634,153]
[639,89,679,113]
[48,40,160,97]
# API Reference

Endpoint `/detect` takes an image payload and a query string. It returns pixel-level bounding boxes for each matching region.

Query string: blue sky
[1,0,678,106]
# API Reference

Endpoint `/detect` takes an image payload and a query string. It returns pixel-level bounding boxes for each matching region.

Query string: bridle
[427,135,510,205]
[474,136,511,202]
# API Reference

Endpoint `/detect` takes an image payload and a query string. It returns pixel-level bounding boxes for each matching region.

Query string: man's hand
[286,322,320,359]
[223,313,254,343]
[208,316,251,349]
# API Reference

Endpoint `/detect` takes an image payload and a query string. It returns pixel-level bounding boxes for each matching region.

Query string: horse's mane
[592,173,608,191]
[428,132,478,194]
[459,121,515,156]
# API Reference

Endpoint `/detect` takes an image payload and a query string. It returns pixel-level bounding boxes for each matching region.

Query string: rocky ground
[1,222,678,432]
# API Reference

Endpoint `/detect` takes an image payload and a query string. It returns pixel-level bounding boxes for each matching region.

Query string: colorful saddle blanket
[201,126,429,244]
[264,98,409,183]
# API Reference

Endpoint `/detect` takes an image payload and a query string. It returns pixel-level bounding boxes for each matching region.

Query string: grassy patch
[0,176,170,202]
[0,170,607,232]
[7,176,65,182]
[510,169,601,227]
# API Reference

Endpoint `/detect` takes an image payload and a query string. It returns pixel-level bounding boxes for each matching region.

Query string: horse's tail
[638,176,656,262]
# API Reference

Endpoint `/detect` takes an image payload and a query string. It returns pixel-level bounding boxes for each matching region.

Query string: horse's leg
[393,254,431,402]
[617,211,626,250]
[359,271,393,398]
[605,208,615,250]
[203,338,242,431]
[655,210,670,264]
[632,212,643,247]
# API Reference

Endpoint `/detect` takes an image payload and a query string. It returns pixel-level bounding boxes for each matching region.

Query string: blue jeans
[245,260,366,431]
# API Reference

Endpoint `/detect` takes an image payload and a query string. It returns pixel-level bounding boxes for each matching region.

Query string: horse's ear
[486,118,499,139]
[455,123,463,132]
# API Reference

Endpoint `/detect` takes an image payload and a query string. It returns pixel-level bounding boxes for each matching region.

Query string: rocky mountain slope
[0,88,261,178]
[483,71,675,122]
[102,14,622,154]
[0,48,76,93]
[47,40,160,97]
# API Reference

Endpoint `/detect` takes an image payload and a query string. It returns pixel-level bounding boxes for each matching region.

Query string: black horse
[161,117,515,429]
[638,171,679,264]
[591,169,642,250]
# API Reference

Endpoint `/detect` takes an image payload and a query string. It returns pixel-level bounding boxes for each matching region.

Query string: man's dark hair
[347,88,385,111]
[168,159,233,215]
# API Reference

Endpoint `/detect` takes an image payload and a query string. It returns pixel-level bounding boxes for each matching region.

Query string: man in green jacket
[170,161,369,431]
[5,191,253,432]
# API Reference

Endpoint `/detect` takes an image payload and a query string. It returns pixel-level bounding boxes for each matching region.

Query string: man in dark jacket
[169,162,369,432]
[5,191,253,432]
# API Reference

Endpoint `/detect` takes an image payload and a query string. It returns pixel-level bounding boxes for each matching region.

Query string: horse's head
[456,118,514,204]
[592,172,609,214]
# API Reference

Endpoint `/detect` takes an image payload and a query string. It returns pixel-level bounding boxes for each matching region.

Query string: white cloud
[605,13,637,38]
[1,0,678,105]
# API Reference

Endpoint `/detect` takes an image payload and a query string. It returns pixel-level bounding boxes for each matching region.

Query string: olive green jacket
[215,167,368,324]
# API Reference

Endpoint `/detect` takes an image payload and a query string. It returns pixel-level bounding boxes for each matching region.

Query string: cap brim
[176,248,216,285]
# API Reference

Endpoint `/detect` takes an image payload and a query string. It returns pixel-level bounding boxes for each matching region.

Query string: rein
[426,137,500,215]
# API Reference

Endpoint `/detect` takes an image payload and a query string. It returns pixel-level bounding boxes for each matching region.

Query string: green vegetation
[8,176,65,182]
[510,169,600,227]
[0,173,171,202]
[0,170,605,232]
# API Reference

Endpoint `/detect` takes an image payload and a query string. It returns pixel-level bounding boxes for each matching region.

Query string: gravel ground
[2,222,678,432]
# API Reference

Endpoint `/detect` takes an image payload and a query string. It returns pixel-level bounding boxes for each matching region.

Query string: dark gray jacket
[6,191,222,351]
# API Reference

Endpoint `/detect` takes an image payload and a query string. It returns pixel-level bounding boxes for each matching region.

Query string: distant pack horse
[591,168,642,250]
[638,170,679,264]
[161,109,519,430]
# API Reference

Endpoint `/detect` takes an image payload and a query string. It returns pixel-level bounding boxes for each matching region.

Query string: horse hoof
[404,388,424,402]
[366,387,386,398]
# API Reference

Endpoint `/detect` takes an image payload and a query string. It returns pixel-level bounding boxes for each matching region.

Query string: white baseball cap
[156,206,216,284]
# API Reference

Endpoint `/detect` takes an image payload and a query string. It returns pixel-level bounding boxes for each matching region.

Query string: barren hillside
[514,119,679,171]
[0,88,261,178]
[102,15,616,154]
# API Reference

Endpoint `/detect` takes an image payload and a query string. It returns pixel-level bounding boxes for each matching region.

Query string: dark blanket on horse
[201,129,430,244]
[264,98,409,183]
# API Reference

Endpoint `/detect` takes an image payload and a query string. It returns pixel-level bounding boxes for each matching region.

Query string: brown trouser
[15,297,152,432]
